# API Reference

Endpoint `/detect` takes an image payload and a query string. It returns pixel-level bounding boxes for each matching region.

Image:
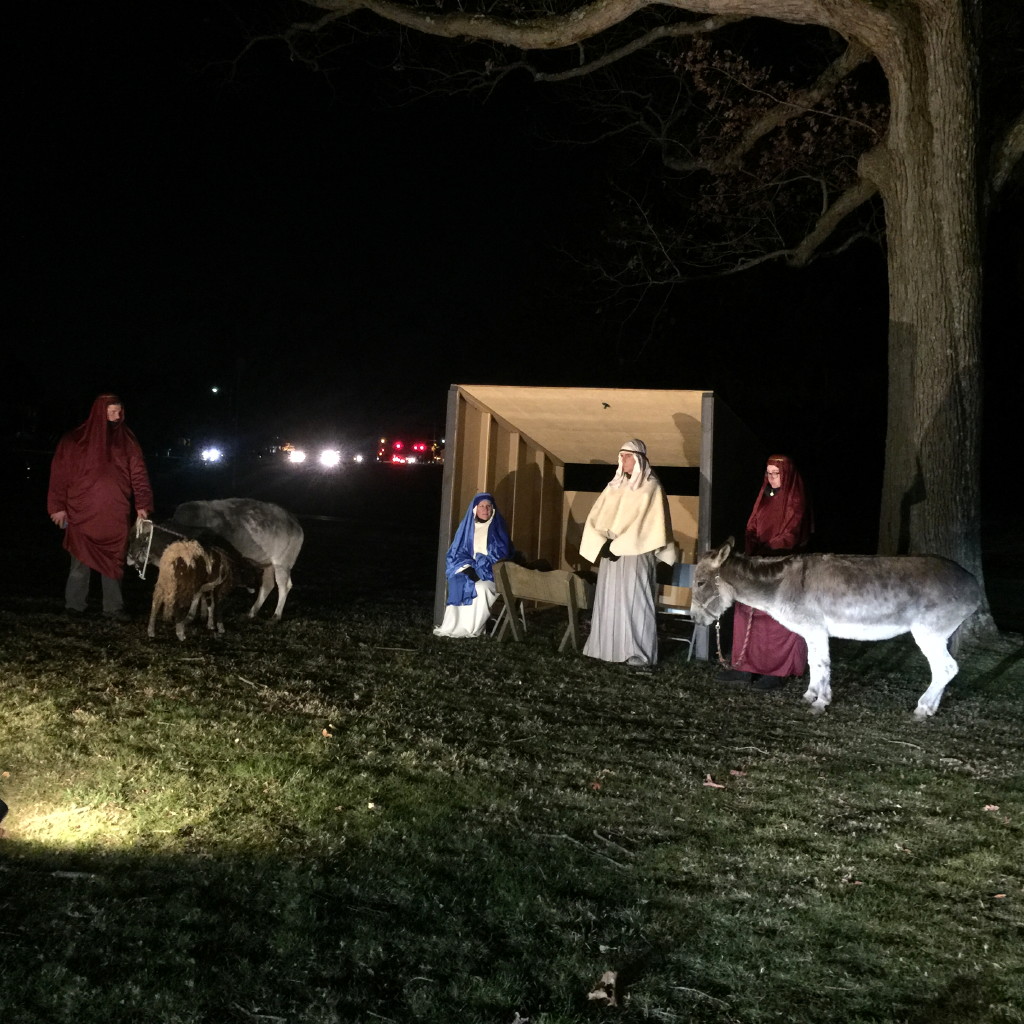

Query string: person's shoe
[65,607,87,619]
[625,655,654,674]
[715,668,753,684]
[104,609,132,624]
[750,674,786,691]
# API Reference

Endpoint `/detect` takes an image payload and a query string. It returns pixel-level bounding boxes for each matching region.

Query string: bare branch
[230,10,352,75]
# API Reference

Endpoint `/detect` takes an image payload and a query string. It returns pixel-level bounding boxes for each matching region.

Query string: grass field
[1,478,1022,1024]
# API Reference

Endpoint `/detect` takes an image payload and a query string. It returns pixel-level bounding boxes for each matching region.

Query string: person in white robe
[579,439,676,666]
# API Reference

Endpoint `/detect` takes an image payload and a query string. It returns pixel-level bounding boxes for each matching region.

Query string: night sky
[7,2,1020,548]
[10,1,612,444]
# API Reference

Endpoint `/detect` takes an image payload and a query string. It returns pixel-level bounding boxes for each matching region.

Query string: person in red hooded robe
[716,454,813,690]
[47,394,154,620]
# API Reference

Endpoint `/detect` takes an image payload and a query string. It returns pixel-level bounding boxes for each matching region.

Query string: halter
[131,519,189,580]
[696,570,747,668]
[133,519,156,580]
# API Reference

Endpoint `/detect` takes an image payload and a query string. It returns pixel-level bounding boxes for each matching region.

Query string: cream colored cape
[579,477,677,565]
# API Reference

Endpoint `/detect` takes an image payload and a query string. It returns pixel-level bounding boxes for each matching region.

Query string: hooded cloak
[580,440,676,666]
[47,394,154,579]
[744,454,811,555]
[732,454,813,676]
[579,440,677,565]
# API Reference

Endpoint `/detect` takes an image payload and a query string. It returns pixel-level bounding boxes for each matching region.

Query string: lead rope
[714,619,728,666]
[730,606,755,670]
[710,570,753,669]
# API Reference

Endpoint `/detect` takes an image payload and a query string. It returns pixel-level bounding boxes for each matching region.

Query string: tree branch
[299,0,653,49]
[522,15,742,82]
[664,39,874,172]
[296,0,866,51]
[789,173,878,265]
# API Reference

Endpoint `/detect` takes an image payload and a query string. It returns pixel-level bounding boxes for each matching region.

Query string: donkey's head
[126,518,155,574]
[690,537,737,625]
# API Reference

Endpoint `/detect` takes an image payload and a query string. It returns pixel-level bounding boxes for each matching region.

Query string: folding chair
[656,561,697,661]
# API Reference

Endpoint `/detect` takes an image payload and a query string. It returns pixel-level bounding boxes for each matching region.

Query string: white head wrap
[608,438,652,491]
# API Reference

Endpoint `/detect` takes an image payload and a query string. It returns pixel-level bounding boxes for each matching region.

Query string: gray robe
[583,551,658,666]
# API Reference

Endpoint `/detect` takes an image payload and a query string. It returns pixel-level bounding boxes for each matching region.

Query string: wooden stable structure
[434,385,764,659]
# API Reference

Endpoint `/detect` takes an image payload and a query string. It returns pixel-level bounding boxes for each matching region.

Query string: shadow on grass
[969,641,1024,691]
[905,972,1013,1024]
[1,817,725,1024]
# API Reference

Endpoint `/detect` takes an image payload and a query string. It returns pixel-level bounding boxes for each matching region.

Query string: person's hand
[600,539,619,562]
[50,511,68,528]
[463,566,480,582]
[136,509,150,521]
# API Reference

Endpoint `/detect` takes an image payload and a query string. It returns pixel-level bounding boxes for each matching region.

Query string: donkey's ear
[709,537,734,567]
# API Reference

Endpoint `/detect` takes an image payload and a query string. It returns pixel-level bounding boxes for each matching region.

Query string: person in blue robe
[433,492,516,638]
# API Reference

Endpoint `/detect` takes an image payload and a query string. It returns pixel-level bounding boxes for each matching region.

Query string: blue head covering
[444,492,515,606]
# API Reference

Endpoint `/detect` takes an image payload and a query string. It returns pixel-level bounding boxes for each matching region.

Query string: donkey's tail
[948,621,967,657]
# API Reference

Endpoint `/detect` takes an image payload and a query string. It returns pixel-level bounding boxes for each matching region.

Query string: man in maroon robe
[47,394,154,620]
[716,454,813,690]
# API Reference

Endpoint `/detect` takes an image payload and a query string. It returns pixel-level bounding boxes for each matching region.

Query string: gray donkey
[691,538,982,719]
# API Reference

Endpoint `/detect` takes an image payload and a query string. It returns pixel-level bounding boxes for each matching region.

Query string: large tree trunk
[858,0,992,630]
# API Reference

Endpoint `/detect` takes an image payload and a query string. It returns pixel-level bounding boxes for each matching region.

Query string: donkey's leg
[911,626,960,720]
[802,630,832,713]
[147,596,161,638]
[248,566,275,618]
[270,566,293,620]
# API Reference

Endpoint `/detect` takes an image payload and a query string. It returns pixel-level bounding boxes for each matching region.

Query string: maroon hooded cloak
[47,394,154,580]
[731,454,813,677]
